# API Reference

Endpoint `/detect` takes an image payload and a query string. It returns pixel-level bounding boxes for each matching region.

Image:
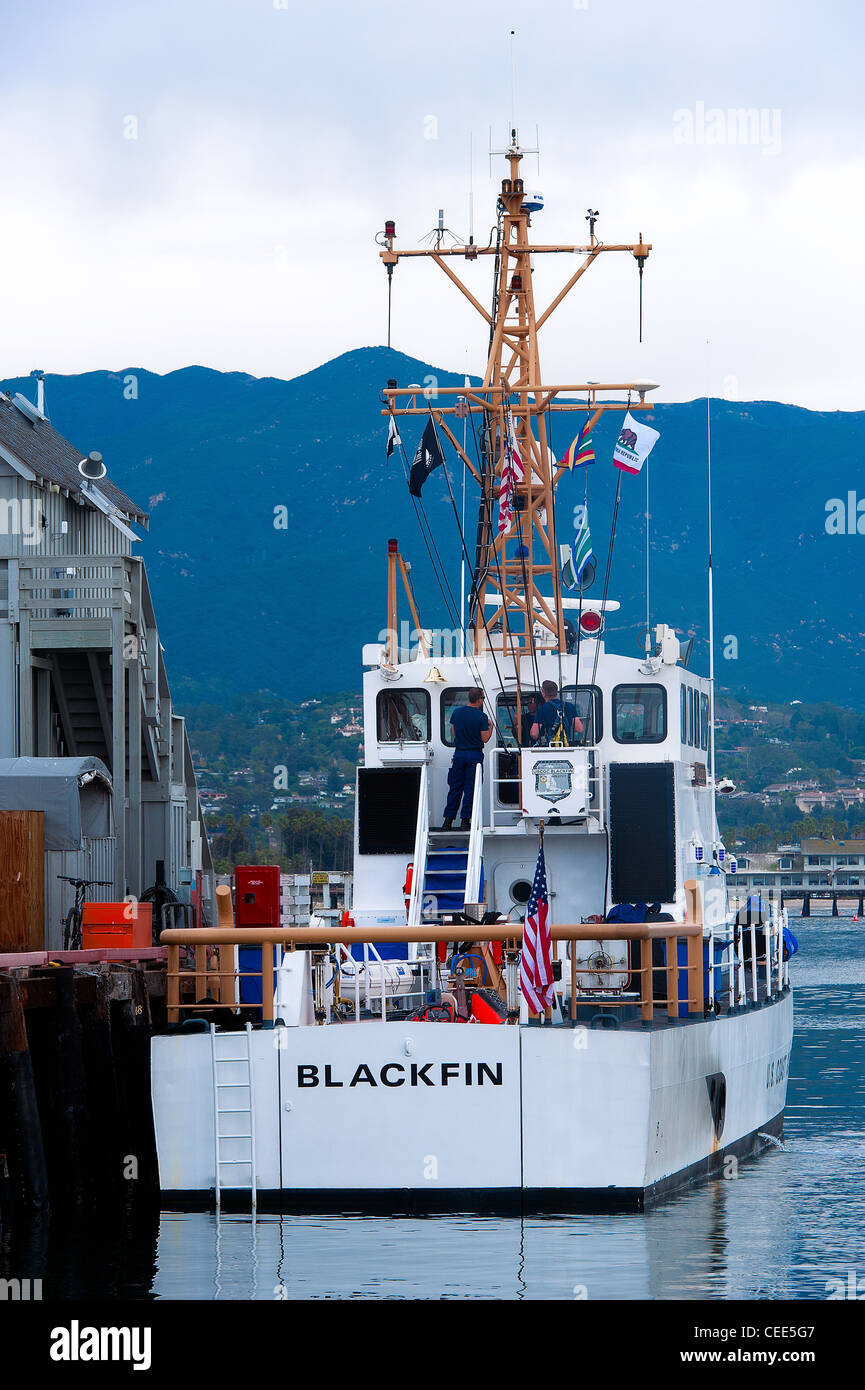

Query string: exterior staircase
[423,832,470,917]
[49,650,112,763]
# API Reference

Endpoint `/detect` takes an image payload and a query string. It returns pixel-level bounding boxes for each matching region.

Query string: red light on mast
[579,610,603,635]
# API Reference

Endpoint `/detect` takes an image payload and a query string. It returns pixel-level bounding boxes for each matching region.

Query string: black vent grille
[357,767,421,855]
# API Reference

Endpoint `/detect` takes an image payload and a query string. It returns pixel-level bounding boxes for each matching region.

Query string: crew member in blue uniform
[530,679,584,745]
[441,687,492,830]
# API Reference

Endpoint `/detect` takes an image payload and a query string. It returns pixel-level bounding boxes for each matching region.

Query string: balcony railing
[14,555,134,622]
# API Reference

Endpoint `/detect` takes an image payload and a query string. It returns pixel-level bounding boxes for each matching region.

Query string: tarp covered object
[0,757,113,850]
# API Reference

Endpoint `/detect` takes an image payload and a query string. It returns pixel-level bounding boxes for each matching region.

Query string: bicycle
[58,874,113,950]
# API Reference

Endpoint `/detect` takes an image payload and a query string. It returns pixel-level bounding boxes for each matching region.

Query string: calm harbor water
[26,914,865,1300]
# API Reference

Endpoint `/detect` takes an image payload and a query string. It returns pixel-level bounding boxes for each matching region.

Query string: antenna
[510,30,517,135]
[468,133,474,244]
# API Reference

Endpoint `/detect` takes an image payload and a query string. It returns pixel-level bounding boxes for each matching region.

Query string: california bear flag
[613,411,660,475]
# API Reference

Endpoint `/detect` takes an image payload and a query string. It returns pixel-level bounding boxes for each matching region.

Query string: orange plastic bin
[82,902,153,950]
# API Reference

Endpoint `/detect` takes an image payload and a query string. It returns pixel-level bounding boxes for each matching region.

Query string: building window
[612,684,667,744]
[441,688,473,747]
[376,689,430,743]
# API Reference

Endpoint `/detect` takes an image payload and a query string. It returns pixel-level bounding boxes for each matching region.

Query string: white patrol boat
[152,132,793,1211]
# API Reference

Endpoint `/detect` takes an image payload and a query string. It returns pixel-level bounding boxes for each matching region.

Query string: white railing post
[782,908,790,989]
[464,762,484,909]
[736,923,745,1006]
[407,762,429,928]
[749,917,758,1004]
[707,920,715,1008]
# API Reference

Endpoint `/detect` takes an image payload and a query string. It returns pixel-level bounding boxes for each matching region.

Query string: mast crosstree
[380,130,654,659]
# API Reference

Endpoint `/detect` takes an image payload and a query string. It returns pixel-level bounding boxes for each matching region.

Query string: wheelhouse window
[376,689,430,743]
[680,687,687,743]
[700,693,709,751]
[496,692,542,748]
[612,684,667,744]
[495,686,601,747]
[441,687,473,746]
[559,686,602,745]
[687,689,695,746]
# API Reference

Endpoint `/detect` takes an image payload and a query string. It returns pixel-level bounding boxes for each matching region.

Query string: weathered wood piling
[0,955,165,1225]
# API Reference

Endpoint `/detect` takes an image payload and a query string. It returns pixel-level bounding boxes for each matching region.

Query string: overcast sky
[3,0,863,408]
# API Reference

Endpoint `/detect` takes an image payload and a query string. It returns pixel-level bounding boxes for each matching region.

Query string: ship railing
[489,746,604,828]
[407,762,430,928]
[707,898,789,1010]
[161,880,787,1025]
[464,762,484,908]
[330,940,434,1023]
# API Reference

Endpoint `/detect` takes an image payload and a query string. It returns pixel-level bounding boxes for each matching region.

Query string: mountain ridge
[3,349,862,707]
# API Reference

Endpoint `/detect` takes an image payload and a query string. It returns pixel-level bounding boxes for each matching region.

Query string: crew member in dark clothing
[441,687,492,830]
[530,679,584,745]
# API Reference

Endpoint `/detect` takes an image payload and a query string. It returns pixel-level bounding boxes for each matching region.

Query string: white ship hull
[151,991,792,1209]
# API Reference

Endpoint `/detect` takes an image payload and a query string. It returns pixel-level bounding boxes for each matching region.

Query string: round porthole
[510,879,532,906]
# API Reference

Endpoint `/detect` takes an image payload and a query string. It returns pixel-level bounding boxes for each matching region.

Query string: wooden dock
[0,952,167,1218]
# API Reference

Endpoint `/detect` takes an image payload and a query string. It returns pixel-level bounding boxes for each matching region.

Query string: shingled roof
[0,392,148,524]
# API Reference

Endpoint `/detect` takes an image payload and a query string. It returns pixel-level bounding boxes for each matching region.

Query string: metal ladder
[210,1022,257,1212]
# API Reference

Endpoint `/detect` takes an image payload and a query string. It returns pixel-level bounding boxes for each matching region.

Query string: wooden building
[0,383,213,942]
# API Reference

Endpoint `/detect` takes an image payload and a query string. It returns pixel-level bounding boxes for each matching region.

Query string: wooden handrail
[160,922,702,947]
[163,880,709,1023]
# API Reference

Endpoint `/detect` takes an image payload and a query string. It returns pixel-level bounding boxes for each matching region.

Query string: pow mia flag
[408,419,445,497]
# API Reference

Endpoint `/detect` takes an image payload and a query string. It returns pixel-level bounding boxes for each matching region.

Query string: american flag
[497,422,524,535]
[520,840,555,1015]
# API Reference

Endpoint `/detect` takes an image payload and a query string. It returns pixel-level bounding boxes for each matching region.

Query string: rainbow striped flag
[559,420,595,470]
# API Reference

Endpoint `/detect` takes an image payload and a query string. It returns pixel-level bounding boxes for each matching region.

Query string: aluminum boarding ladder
[210,1022,257,1212]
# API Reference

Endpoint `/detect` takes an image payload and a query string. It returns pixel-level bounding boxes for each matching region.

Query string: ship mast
[380,131,654,661]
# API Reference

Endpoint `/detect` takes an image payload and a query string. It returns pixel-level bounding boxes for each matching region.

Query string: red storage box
[82,902,152,949]
[235,865,282,928]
